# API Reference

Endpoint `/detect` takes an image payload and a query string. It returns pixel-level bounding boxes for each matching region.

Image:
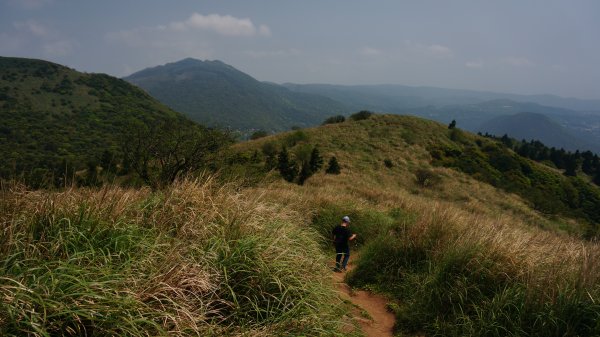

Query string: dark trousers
[335,243,350,269]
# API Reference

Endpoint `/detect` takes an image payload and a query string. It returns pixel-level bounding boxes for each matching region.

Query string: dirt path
[332,260,396,337]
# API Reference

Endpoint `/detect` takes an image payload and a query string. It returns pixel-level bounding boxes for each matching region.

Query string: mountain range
[2,54,599,187]
[124,58,600,151]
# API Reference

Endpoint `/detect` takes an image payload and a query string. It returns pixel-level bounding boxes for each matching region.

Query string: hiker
[332,215,357,271]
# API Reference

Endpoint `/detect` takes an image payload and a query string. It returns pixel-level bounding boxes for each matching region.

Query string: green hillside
[124,58,350,133]
[228,113,600,335]
[3,111,600,335]
[0,56,203,186]
[229,113,600,237]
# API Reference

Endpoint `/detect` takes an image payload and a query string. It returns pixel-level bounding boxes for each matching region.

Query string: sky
[1,0,599,99]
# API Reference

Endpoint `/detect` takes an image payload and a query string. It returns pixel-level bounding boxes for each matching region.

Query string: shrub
[322,115,346,125]
[283,130,308,147]
[250,130,268,140]
[349,110,373,121]
[415,168,440,187]
[325,156,341,175]
[448,119,456,129]
[384,158,394,168]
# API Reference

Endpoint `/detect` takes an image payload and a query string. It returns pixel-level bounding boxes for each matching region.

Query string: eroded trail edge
[332,263,396,337]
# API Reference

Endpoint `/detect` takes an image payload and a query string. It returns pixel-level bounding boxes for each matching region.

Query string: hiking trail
[332,260,396,337]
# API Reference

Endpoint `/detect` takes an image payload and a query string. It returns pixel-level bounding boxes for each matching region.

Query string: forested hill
[124,58,350,133]
[0,56,196,186]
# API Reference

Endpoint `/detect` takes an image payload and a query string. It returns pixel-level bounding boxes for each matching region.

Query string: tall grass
[0,178,345,336]
[229,114,600,335]
[344,201,600,336]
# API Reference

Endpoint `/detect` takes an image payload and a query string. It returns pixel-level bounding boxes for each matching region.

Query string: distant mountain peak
[123,58,349,132]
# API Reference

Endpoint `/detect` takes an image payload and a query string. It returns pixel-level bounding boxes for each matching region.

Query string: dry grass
[0,178,348,336]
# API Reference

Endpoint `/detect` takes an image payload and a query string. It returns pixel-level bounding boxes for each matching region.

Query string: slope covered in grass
[0,178,350,336]
[4,112,600,336]
[229,113,600,336]
[233,114,600,236]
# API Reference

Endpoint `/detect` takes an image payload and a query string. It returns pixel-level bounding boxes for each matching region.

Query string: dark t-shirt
[332,225,352,246]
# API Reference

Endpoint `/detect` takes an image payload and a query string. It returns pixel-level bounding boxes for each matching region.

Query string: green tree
[325,156,341,175]
[298,162,312,185]
[122,119,231,189]
[448,119,457,129]
[564,153,580,177]
[309,147,324,173]
[261,142,278,170]
[277,147,298,182]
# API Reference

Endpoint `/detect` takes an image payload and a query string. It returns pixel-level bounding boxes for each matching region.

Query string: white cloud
[171,13,268,36]
[112,13,272,41]
[465,60,484,69]
[105,13,270,68]
[503,57,534,67]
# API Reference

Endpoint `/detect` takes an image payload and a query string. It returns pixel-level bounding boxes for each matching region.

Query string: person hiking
[332,216,357,272]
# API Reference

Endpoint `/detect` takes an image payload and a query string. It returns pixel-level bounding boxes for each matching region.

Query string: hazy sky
[1,0,599,99]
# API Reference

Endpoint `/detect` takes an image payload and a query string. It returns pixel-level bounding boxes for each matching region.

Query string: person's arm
[349,233,357,241]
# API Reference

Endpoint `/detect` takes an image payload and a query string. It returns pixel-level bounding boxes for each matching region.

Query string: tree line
[481,133,600,185]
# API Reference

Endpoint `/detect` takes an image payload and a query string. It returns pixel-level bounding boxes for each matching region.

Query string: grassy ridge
[266,174,600,336]
[231,114,600,335]
[0,178,347,336]
[233,114,600,236]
